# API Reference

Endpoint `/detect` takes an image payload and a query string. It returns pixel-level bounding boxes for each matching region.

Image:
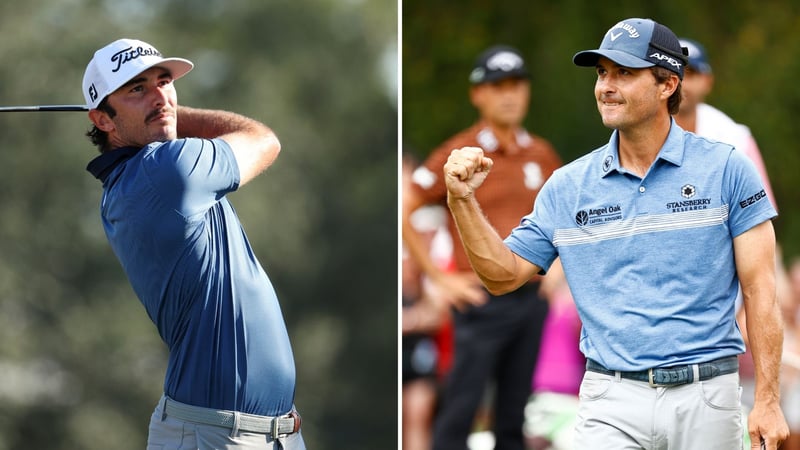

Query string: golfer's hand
[444,147,493,200]
[748,401,789,450]
[433,271,489,312]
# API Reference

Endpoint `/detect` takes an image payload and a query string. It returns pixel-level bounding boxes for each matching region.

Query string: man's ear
[88,109,115,132]
[662,74,680,99]
[702,72,715,97]
[469,85,482,108]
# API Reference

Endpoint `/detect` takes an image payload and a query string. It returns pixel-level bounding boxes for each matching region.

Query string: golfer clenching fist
[442,17,788,450]
[443,145,538,296]
[444,146,494,199]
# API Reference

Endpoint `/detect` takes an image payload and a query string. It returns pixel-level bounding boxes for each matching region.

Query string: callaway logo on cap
[469,45,530,85]
[572,18,688,79]
[82,38,194,109]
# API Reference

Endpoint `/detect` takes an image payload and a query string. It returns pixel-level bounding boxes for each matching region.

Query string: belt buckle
[272,411,301,440]
[648,368,667,387]
[290,411,302,434]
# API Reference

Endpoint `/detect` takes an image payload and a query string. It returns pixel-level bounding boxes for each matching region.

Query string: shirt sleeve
[723,147,777,238]
[143,138,241,217]
[503,173,560,274]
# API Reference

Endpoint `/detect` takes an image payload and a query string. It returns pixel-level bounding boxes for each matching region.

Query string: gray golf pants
[574,370,743,449]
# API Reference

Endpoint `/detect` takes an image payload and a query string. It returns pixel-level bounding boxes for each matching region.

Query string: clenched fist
[444,146,494,199]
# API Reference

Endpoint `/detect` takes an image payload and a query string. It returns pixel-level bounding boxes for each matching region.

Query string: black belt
[586,356,738,387]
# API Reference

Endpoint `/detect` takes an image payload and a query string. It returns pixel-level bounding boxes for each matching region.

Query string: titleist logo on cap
[110,46,162,73]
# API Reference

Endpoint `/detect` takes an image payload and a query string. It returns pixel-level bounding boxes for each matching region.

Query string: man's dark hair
[85,97,117,153]
[650,66,682,115]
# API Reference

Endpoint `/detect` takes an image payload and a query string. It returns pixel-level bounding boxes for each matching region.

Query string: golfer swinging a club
[83,38,305,449]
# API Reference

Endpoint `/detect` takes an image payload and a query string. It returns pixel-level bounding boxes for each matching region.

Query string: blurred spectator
[675,37,776,207]
[403,45,562,450]
[781,258,800,450]
[402,154,451,450]
[523,260,583,450]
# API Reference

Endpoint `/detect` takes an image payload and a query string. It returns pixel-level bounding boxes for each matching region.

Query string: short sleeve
[723,147,777,237]
[503,174,559,273]
[142,138,241,217]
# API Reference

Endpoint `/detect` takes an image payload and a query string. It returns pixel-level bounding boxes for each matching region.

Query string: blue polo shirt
[505,121,777,371]
[87,138,296,416]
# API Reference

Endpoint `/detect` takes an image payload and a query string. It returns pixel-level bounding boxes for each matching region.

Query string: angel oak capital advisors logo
[575,204,622,226]
[575,210,589,226]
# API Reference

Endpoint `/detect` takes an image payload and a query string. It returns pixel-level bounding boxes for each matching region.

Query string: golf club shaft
[0,105,88,112]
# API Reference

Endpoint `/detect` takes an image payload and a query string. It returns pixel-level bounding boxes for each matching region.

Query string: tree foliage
[404,0,800,260]
[0,1,397,449]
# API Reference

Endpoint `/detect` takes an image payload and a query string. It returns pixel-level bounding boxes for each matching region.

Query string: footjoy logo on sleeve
[109,46,161,72]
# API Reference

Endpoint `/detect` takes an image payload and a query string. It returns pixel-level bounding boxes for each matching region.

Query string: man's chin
[149,131,177,143]
[495,115,526,128]
[150,121,178,140]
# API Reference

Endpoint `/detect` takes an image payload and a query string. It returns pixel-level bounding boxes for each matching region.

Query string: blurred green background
[0,1,397,449]
[404,0,800,262]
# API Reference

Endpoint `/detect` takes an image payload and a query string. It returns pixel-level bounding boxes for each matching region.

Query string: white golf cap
[82,38,193,109]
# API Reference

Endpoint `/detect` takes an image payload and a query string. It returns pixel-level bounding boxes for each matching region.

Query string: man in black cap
[441,18,789,450]
[402,45,562,449]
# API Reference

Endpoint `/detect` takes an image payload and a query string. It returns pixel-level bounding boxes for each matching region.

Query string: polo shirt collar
[599,118,686,178]
[86,146,143,183]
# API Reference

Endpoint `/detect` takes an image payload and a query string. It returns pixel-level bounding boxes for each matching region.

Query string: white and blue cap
[82,38,193,109]
[679,38,712,74]
[573,18,689,79]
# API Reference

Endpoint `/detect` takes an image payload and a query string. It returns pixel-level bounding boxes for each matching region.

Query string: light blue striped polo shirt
[504,120,777,371]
